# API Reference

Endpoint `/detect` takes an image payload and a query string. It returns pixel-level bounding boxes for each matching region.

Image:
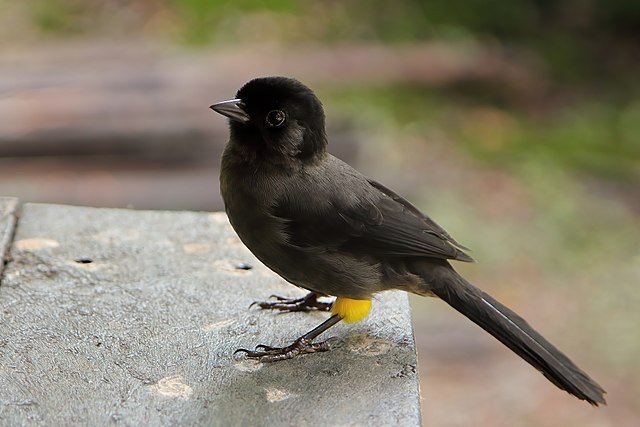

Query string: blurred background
[1,1,638,425]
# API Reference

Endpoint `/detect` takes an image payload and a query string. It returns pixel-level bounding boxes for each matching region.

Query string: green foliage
[340,0,541,40]
[325,85,640,183]
[167,0,299,44]
[12,1,640,93]
[459,104,640,182]
[32,0,89,35]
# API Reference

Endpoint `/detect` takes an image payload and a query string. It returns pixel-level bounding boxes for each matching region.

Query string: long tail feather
[415,262,606,406]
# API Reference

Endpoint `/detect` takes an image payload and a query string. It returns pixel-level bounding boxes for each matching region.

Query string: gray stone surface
[0,197,18,277]
[0,203,421,426]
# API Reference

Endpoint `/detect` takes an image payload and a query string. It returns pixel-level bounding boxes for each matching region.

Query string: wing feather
[273,173,472,262]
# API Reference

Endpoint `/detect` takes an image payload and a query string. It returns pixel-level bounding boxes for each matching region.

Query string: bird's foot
[250,292,332,312]
[234,337,332,362]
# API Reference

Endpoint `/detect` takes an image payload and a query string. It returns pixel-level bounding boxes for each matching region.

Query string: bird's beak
[209,99,250,123]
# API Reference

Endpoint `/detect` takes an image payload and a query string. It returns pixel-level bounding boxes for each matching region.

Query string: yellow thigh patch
[330,297,372,323]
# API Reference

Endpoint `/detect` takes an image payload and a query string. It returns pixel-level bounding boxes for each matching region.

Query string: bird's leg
[235,314,342,362]
[250,291,332,312]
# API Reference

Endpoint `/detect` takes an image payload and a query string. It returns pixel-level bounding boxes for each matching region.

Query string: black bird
[210,76,606,406]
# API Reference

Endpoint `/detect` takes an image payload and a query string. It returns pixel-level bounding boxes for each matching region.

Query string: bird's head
[210,77,327,162]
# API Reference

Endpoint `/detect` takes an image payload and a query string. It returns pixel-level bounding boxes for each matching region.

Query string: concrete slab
[0,203,421,426]
[0,197,18,277]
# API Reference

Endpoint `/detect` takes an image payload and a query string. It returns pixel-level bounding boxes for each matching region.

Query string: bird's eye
[265,110,287,128]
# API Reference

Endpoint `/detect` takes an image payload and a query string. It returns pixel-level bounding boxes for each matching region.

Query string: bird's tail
[413,261,606,406]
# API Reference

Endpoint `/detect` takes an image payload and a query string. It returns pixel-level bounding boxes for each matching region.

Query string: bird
[210,76,606,406]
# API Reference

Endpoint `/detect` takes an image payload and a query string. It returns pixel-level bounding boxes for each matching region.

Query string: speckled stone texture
[0,203,421,426]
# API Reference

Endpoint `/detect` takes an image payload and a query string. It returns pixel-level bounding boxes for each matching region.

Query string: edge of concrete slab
[0,197,19,278]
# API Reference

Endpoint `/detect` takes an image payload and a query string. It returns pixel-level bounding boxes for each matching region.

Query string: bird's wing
[366,178,470,251]
[273,177,473,262]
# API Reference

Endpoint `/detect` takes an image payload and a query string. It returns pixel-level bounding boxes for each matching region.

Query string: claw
[249,292,333,313]
[235,337,332,362]
[269,294,288,300]
[233,314,342,362]
[255,344,275,351]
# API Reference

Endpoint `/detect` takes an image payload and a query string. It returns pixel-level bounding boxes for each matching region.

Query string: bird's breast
[220,160,289,269]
